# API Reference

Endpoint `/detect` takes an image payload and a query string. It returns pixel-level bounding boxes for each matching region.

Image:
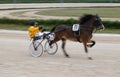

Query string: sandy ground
[0,8,120,21]
[0,3,120,77]
[0,30,120,77]
[0,3,120,9]
[0,3,120,21]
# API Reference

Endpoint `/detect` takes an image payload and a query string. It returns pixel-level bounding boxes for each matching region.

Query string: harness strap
[76,36,81,42]
[72,24,81,42]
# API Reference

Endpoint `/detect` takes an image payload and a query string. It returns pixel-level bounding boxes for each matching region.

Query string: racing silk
[35,32,45,39]
[28,26,41,38]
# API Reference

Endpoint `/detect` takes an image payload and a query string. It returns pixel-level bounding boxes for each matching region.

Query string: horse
[50,14,104,60]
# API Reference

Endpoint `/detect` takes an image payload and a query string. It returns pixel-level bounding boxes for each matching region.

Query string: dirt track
[0,3,120,77]
[0,3,120,21]
[0,30,120,77]
[0,3,120,9]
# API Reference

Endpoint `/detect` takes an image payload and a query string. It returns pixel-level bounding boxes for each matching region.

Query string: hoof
[65,54,70,58]
[87,45,92,48]
[88,57,93,60]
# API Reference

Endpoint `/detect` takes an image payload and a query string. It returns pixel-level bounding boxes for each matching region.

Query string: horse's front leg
[87,40,96,48]
[83,42,93,60]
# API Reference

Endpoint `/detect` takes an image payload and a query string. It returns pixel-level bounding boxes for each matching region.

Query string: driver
[28,21,43,39]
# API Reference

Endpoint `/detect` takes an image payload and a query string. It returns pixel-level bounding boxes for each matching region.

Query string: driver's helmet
[29,21,38,26]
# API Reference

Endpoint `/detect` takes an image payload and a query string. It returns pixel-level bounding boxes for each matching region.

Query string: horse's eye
[94,18,102,27]
[95,18,100,21]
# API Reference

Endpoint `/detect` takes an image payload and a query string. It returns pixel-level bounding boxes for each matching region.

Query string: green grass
[10,11,28,17]
[0,24,120,34]
[0,24,28,31]
[0,0,120,3]
[36,7,120,18]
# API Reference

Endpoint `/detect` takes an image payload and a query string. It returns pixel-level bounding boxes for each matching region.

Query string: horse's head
[79,14,104,30]
[93,14,104,30]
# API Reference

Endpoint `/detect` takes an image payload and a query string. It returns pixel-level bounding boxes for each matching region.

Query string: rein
[80,25,99,33]
[80,26,94,31]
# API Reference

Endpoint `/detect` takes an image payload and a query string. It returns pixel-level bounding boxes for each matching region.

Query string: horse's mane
[79,14,94,25]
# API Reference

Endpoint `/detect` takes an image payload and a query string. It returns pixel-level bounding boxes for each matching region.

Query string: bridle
[79,15,103,33]
[93,15,103,33]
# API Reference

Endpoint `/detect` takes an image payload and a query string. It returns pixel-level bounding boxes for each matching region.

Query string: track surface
[0,30,120,77]
[0,3,120,9]
[0,3,120,77]
[0,3,120,21]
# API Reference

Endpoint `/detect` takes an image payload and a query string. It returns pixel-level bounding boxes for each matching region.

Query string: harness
[72,24,81,42]
[72,24,95,42]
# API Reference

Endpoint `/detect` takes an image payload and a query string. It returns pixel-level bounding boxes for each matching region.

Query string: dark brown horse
[50,14,104,60]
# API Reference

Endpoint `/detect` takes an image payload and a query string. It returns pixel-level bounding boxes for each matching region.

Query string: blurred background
[0,0,120,3]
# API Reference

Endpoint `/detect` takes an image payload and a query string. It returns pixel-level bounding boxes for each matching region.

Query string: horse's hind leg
[61,38,70,58]
[49,36,60,46]
[83,42,92,60]
[87,40,96,48]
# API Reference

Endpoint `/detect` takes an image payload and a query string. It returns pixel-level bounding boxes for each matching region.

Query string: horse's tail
[50,26,57,33]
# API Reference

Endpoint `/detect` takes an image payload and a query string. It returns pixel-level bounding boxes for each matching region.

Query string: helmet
[29,21,38,26]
